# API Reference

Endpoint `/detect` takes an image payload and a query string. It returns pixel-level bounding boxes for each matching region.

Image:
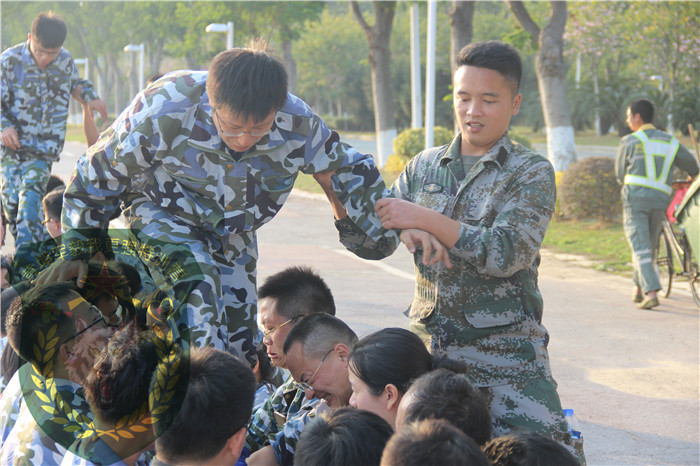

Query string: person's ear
[226,426,247,459]
[334,343,351,366]
[384,384,401,411]
[512,93,522,116]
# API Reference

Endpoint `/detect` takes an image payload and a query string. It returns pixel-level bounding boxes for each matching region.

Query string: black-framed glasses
[64,305,117,344]
[293,348,334,392]
[212,108,273,138]
[262,315,302,339]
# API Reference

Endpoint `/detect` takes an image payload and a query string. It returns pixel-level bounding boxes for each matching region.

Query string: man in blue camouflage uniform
[1,12,107,254]
[39,41,395,365]
[615,98,698,309]
[320,41,584,463]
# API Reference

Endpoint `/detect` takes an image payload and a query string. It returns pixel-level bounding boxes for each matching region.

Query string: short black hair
[382,418,491,466]
[42,187,64,222]
[295,407,393,466]
[484,431,579,466]
[206,38,288,123]
[457,40,522,94]
[5,282,77,366]
[258,266,335,318]
[85,323,159,430]
[154,347,256,463]
[46,175,65,194]
[282,313,357,360]
[32,12,67,49]
[628,98,654,124]
[403,368,492,446]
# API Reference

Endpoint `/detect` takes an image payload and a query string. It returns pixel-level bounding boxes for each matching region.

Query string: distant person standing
[0,11,107,254]
[615,98,698,309]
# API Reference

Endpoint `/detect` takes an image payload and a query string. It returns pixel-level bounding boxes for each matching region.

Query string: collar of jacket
[439,132,512,169]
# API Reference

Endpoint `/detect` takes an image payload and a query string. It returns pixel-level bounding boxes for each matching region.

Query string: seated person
[246,267,336,457]
[395,367,492,446]
[381,418,490,466]
[484,430,579,466]
[0,282,111,464]
[248,313,357,466]
[0,281,32,393]
[253,346,276,412]
[42,187,64,240]
[295,407,393,466]
[348,327,462,429]
[61,322,159,466]
[151,347,256,466]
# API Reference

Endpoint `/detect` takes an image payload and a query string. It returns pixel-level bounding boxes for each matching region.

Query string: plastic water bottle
[563,408,582,439]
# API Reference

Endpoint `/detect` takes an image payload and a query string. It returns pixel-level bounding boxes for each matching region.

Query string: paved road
[4,141,699,465]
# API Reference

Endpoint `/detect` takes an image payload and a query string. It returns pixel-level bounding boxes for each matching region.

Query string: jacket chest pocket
[461,194,505,226]
[414,191,450,214]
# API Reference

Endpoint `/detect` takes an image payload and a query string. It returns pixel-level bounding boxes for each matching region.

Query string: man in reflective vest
[615,98,699,309]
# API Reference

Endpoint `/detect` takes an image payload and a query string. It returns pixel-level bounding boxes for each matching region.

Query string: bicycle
[655,182,700,307]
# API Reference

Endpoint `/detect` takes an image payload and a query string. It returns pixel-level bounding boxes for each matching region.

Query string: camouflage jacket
[0,41,99,161]
[339,134,556,386]
[0,370,91,465]
[246,376,320,465]
[615,124,699,210]
[62,70,395,259]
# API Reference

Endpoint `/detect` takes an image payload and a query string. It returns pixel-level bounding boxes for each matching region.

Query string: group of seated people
[0,254,579,465]
[0,180,578,465]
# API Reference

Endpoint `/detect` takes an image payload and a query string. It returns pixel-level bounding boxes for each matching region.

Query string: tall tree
[449,0,475,73]
[351,1,397,167]
[507,1,576,172]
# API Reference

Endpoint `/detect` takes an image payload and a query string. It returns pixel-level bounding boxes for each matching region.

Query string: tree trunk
[281,38,297,94]
[508,1,577,172]
[449,1,475,133]
[107,53,124,115]
[449,1,475,74]
[351,1,397,167]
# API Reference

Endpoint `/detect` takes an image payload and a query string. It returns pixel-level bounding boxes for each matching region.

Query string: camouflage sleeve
[271,403,325,466]
[450,158,556,278]
[335,217,398,260]
[301,115,399,246]
[245,384,285,452]
[68,58,99,103]
[0,53,15,130]
[61,93,161,259]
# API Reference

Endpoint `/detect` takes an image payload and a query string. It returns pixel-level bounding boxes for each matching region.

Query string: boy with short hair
[1,12,107,253]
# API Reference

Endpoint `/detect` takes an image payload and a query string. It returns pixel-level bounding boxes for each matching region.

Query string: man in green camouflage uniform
[1,12,106,254]
[41,41,394,364]
[321,41,584,463]
[615,98,698,309]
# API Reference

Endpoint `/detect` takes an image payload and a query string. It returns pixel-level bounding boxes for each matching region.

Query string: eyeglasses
[262,315,302,339]
[64,304,118,344]
[293,348,334,393]
[212,108,273,138]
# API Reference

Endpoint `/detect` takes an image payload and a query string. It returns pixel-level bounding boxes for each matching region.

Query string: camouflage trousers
[0,156,51,253]
[123,200,258,365]
[622,203,665,294]
[411,317,586,464]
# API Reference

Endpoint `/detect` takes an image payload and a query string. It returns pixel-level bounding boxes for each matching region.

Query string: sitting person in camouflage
[317,41,585,463]
[36,39,395,365]
[245,267,336,460]
[0,282,111,464]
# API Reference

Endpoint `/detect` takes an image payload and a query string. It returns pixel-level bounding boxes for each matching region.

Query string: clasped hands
[375,198,452,268]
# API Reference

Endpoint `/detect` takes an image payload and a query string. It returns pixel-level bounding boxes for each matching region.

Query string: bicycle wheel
[681,237,700,307]
[656,231,673,298]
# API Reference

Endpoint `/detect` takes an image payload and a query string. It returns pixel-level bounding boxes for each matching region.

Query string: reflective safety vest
[623,130,679,195]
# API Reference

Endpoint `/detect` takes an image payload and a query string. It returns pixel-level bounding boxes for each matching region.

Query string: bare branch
[351,0,373,39]
[507,1,540,40]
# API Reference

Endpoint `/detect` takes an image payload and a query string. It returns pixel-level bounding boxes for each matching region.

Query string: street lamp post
[206,22,234,50]
[124,43,145,91]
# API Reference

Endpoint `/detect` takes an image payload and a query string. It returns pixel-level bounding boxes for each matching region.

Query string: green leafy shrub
[385,127,453,174]
[558,157,621,222]
[508,129,532,149]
